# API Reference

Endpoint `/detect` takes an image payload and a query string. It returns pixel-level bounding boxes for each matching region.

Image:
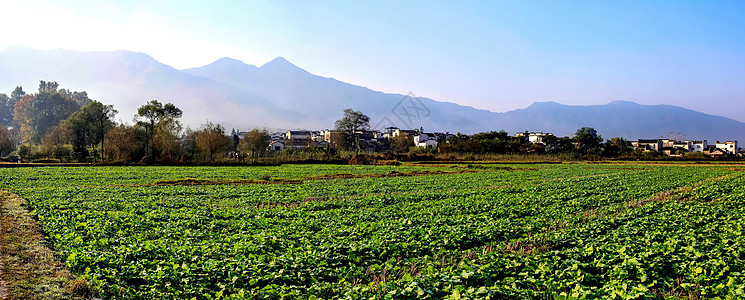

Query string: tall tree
[3,86,25,127]
[41,125,70,161]
[574,127,603,155]
[135,100,182,157]
[334,108,370,152]
[390,135,413,153]
[194,121,230,161]
[64,101,117,161]
[11,86,25,103]
[87,101,118,159]
[603,137,632,158]
[65,108,92,161]
[104,124,138,162]
[0,93,14,127]
[13,84,80,144]
[38,80,59,93]
[58,89,92,107]
[230,128,240,153]
[0,126,16,157]
[239,128,270,158]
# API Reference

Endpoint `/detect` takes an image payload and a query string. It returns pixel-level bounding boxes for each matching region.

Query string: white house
[286,130,311,141]
[688,140,707,153]
[413,133,438,148]
[715,141,738,154]
[632,139,663,152]
[310,131,324,142]
[515,131,550,144]
[392,128,419,138]
[268,141,285,151]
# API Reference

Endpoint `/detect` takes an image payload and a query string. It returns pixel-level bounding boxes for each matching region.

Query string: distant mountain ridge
[1,45,744,142]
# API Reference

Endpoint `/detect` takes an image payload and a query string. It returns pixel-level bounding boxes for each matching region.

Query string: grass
[0,191,93,300]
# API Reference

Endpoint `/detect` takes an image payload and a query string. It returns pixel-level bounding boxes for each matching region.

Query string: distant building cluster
[239,127,453,152]
[631,139,739,157]
[514,130,742,157]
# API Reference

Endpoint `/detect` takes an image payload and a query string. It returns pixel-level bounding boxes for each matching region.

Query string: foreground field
[1,163,744,299]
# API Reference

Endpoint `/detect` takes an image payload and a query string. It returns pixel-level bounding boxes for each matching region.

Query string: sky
[2,0,745,121]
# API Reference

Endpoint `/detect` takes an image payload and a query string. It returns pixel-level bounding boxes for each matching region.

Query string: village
[242,127,742,157]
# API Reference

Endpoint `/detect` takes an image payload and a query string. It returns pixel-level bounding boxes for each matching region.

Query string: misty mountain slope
[494,100,745,142]
[0,46,296,128]
[2,46,744,142]
[183,56,506,132]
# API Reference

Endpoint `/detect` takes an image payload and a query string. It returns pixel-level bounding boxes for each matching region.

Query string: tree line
[438,127,636,158]
[0,81,271,163]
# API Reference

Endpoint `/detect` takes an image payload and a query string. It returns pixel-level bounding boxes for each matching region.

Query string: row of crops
[1,164,744,299]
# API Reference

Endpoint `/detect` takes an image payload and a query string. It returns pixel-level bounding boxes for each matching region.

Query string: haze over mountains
[1,45,743,142]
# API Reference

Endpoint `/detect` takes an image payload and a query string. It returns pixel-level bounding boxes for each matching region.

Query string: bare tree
[195,121,230,161]
[239,128,271,158]
[41,125,70,161]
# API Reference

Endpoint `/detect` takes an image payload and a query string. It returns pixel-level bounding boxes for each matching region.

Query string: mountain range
[1,45,743,143]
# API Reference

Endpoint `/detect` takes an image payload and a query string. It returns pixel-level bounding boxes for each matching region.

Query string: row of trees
[439,127,635,158]
[0,81,271,163]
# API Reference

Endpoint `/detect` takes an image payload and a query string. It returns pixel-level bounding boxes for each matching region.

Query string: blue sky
[2,0,744,121]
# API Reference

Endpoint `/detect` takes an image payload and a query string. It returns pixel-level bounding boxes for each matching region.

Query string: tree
[63,101,117,161]
[194,121,230,161]
[230,129,240,153]
[239,128,271,158]
[180,127,198,161]
[135,100,183,157]
[334,108,370,152]
[64,110,91,162]
[41,125,70,160]
[574,127,603,155]
[58,89,92,107]
[13,84,80,143]
[1,86,25,127]
[0,126,16,157]
[603,137,632,158]
[38,80,59,93]
[390,135,413,153]
[0,94,15,127]
[11,86,25,103]
[87,101,117,159]
[153,124,181,160]
[104,124,138,162]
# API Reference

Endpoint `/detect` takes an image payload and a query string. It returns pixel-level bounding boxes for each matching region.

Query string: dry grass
[0,191,94,300]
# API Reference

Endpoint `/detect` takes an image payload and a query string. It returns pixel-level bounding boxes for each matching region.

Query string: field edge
[0,190,92,300]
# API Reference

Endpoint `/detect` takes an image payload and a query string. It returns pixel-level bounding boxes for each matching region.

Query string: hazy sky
[2,0,744,121]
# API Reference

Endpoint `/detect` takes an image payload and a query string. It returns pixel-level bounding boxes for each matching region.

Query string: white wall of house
[268,141,285,151]
[414,134,438,148]
[689,140,707,153]
[286,130,311,140]
[716,141,738,154]
[528,132,544,144]
[417,139,438,148]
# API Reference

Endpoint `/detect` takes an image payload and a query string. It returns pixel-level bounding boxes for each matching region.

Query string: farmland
[1,163,745,299]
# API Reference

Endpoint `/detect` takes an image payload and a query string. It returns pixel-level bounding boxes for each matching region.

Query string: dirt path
[0,209,6,300]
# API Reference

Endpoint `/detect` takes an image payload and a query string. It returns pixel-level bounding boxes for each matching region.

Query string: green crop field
[1,163,745,299]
